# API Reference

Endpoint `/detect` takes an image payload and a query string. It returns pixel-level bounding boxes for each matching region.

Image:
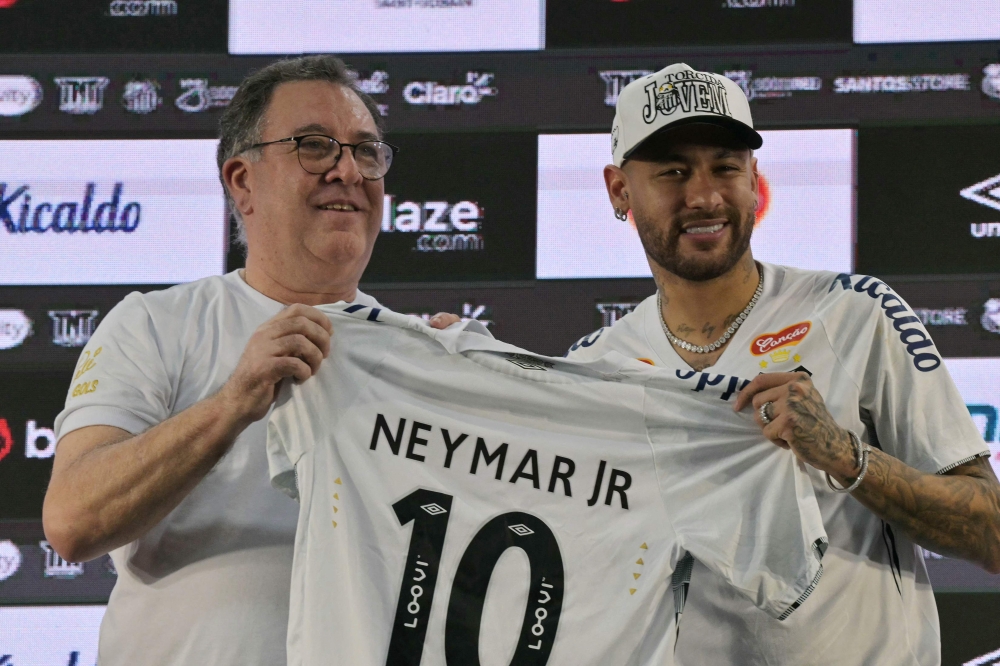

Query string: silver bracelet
[826,431,870,494]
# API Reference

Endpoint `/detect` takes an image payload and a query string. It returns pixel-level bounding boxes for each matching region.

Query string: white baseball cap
[611,63,762,167]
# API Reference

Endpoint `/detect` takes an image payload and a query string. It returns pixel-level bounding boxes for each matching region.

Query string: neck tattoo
[657,266,764,355]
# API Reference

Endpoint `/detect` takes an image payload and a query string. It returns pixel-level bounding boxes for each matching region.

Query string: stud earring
[614,208,628,221]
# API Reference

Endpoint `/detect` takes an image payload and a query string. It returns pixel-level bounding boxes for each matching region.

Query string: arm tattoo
[783,379,1000,570]
[785,379,856,472]
[852,454,1000,572]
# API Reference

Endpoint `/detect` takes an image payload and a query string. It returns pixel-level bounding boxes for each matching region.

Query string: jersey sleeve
[824,275,988,473]
[648,397,828,620]
[54,292,174,442]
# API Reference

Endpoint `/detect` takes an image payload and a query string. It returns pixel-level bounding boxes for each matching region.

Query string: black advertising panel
[1,47,999,136]
[890,278,1000,358]
[363,279,657,356]
[937,593,1000,665]
[0,286,163,372]
[858,125,1000,277]
[0,0,226,53]
[546,0,852,48]
[361,133,537,284]
[0,372,70,520]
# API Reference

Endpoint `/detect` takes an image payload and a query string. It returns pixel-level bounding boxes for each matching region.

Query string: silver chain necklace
[657,269,764,354]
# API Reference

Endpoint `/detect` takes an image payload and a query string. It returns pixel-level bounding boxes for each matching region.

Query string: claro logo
[0,183,141,233]
[381,196,483,252]
[403,72,497,106]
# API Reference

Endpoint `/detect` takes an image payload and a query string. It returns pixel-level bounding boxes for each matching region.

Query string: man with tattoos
[567,63,999,665]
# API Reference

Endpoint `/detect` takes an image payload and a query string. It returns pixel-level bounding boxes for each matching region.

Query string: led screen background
[858,125,1000,277]
[1,0,999,663]
[229,0,545,54]
[854,0,1000,44]
[0,140,225,285]
[546,0,852,48]
[536,130,854,279]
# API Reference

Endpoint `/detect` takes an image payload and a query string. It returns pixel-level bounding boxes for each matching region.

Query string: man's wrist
[824,428,863,482]
[207,387,257,432]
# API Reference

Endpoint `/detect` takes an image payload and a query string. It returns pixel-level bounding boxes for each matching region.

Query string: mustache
[670,207,743,231]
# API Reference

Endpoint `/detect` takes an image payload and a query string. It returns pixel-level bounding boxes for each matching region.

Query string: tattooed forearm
[850,454,1000,573]
[755,374,1000,573]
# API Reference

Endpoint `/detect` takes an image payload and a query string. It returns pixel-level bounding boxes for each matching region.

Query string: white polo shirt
[54,270,379,666]
[566,262,989,666]
[266,303,828,666]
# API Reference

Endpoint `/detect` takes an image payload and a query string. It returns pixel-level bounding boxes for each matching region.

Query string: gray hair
[216,55,386,254]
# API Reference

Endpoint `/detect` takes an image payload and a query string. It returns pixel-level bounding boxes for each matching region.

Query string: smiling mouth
[684,223,725,234]
[318,203,358,212]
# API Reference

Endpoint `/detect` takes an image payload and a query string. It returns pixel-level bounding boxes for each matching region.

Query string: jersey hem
[777,537,828,622]
[936,451,992,475]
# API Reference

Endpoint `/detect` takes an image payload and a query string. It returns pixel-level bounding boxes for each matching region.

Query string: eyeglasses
[247,134,399,181]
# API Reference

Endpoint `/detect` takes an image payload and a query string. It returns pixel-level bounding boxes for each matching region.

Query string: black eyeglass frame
[246,134,400,180]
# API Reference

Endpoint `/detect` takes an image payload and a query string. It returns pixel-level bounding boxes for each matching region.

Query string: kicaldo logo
[751,321,811,368]
[381,195,484,252]
[0,418,56,462]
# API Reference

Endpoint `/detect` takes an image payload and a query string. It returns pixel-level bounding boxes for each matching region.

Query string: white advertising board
[854,0,1000,44]
[946,358,1000,478]
[229,0,545,54]
[536,129,855,280]
[0,605,104,666]
[0,140,225,285]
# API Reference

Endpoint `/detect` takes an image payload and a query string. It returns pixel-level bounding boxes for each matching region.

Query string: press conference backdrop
[1,0,1000,664]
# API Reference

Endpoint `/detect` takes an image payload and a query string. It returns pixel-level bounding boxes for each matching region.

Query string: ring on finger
[759,401,775,425]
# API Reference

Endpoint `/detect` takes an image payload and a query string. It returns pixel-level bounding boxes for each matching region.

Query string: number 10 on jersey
[387,489,565,665]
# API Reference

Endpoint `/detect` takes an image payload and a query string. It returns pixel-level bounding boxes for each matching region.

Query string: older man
[42,56,457,665]
[568,63,1000,665]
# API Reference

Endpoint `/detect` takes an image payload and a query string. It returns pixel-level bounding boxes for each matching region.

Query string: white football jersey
[266,303,829,666]
[567,263,990,666]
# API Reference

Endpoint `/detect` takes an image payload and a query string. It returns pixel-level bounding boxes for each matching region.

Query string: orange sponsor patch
[636,358,655,366]
[750,321,811,356]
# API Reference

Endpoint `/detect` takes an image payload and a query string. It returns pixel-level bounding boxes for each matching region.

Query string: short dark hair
[217,55,386,251]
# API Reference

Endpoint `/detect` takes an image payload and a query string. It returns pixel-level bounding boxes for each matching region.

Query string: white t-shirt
[566,263,990,666]
[266,303,829,666]
[53,270,380,666]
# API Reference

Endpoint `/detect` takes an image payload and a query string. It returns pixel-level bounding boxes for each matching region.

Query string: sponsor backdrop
[0,0,227,53]
[858,125,1000,278]
[1,0,999,664]
[546,0,852,48]
[0,140,226,285]
[229,0,546,54]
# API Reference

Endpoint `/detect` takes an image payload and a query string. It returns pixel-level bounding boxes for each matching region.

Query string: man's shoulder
[769,264,893,320]
[97,272,271,347]
[134,272,248,314]
[566,294,656,359]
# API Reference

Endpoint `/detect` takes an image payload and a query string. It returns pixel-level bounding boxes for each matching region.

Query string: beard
[632,203,755,282]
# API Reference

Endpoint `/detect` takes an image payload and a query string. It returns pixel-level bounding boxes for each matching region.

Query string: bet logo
[0,419,11,463]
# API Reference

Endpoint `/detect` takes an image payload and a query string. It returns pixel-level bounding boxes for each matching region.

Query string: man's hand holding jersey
[223,305,461,425]
[736,372,1000,574]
